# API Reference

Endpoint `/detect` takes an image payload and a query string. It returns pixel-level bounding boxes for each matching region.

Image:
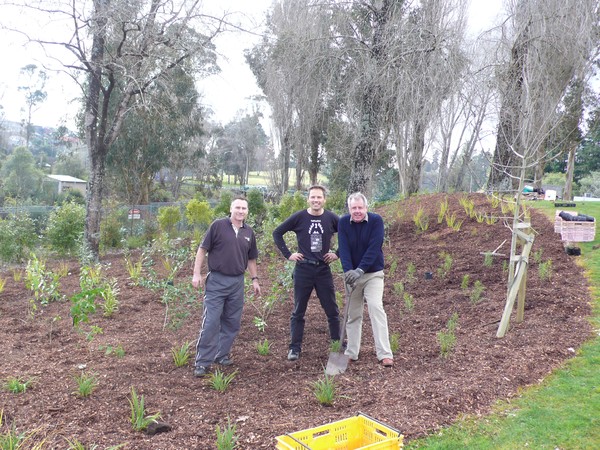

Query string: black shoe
[287,349,300,361]
[215,356,233,366]
[193,366,210,377]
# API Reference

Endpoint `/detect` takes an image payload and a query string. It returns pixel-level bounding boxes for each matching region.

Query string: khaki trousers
[344,270,393,361]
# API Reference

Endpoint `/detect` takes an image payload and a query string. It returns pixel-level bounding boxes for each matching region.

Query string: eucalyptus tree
[105,65,205,205]
[486,0,599,192]
[18,64,48,148]
[8,0,223,258]
[215,112,268,186]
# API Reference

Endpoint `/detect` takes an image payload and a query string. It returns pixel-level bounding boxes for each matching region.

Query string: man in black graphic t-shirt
[273,185,341,361]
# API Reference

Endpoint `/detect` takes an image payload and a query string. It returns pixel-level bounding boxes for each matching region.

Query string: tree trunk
[406,120,425,195]
[309,127,320,186]
[564,144,576,201]
[83,0,109,260]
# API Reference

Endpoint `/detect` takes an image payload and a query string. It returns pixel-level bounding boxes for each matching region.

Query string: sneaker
[193,365,210,377]
[215,356,233,366]
[287,349,300,361]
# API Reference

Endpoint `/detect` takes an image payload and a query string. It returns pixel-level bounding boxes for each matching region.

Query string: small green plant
[312,372,336,406]
[129,387,161,432]
[405,262,416,282]
[437,251,453,278]
[209,369,238,393]
[470,280,486,304]
[437,313,459,358]
[13,269,23,282]
[388,258,398,277]
[533,248,544,264]
[502,259,509,273]
[389,333,400,354]
[329,339,342,352]
[459,196,475,217]
[85,325,103,342]
[25,254,62,313]
[125,256,143,285]
[460,274,470,290]
[445,211,459,229]
[100,279,119,317]
[393,281,405,297]
[3,376,33,393]
[538,259,553,281]
[73,371,98,398]
[412,207,430,232]
[487,194,500,209]
[437,197,449,224]
[215,417,238,450]
[474,211,486,223]
[403,292,414,311]
[483,252,494,267]
[45,201,86,255]
[157,205,182,238]
[65,438,97,450]
[171,341,192,368]
[256,339,271,356]
[485,214,499,225]
[100,344,126,358]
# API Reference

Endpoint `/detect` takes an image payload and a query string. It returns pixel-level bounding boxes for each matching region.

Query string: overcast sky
[0,0,503,130]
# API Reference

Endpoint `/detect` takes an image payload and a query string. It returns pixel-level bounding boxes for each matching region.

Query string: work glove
[344,268,364,285]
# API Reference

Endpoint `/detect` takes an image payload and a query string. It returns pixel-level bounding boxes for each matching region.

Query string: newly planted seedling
[215,417,238,450]
[209,369,238,392]
[3,376,33,394]
[437,313,459,358]
[129,387,161,432]
[539,259,553,281]
[470,280,486,304]
[256,339,271,356]
[73,371,98,398]
[312,372,336,406]
[171,341,192,368]
[389,333,400,354]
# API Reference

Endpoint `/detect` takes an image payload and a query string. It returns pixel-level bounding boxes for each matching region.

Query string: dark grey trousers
[194,271,245,367]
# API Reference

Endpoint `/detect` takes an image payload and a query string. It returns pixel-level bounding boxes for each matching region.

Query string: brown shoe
[381,358,394,367]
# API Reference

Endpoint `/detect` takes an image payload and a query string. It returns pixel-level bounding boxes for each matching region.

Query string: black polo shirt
[201,217,258,276]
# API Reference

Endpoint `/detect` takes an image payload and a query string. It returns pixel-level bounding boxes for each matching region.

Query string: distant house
[46,175,88,195]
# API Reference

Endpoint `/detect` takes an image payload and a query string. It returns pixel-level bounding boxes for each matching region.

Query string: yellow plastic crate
[275,413,403,450]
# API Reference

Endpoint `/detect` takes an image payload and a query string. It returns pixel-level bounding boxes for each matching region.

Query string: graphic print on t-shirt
[309,220,324,252]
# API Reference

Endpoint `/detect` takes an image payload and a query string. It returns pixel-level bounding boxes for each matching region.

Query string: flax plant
[312,372,336,406]
[171,341,192,367]
[209,369,238,392]
[129,387,161,432]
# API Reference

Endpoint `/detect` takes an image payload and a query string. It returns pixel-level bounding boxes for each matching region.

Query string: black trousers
[289,262,340,352]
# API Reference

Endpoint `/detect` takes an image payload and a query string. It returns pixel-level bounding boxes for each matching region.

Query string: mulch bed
[0,193,594,449]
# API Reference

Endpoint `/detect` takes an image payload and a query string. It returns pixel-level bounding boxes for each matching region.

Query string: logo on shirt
[308,221,324,235]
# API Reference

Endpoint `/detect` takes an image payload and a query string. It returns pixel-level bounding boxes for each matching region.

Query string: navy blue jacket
[338,212,385,273]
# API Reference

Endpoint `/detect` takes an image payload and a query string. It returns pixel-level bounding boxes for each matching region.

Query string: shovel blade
[325,352,349,376]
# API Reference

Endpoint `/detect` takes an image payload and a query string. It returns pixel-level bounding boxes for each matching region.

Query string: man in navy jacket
[338,192,393,367]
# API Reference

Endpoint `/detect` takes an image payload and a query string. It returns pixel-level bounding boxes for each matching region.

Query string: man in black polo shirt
[192,197,261,377]
[273,185,340,361]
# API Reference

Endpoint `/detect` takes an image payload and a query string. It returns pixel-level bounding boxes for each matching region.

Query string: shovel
[325,283,352,376]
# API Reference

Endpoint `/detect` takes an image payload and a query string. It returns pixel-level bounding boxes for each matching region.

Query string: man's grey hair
[347,192,368,209]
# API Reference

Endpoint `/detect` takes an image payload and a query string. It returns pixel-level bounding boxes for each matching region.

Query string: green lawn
[406,200,600,450]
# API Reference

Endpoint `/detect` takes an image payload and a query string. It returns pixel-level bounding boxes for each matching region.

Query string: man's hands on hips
[323,252,338,264]
[344,268,364,285]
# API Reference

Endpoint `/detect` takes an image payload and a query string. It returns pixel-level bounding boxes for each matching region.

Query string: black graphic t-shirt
[273,210,339,262]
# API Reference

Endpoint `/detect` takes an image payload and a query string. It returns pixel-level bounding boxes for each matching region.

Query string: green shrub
[157,205,182,238]
[213,191,233,218]
[45,202,86,255]
[100,211,123,251]
[185,198,213,230]
[247,188,267,225]
[0,214,38,263]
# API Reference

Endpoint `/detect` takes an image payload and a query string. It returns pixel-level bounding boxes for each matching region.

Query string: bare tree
[487,0,598,193]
